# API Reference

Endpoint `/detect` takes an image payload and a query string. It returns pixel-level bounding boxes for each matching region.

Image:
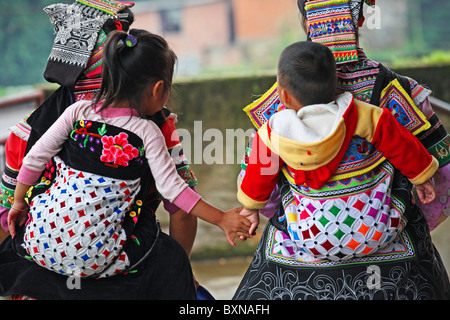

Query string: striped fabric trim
[9,113,32,141]
[243,82,286,130]
[76,0,134,15]
[306,0,359,65]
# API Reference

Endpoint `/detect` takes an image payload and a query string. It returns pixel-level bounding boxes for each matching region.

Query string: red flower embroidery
[100,132,139,167]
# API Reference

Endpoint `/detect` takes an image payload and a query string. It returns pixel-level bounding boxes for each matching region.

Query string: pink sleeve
[172,187,201,214]
[163,186,198,214]
[17,166,44,186]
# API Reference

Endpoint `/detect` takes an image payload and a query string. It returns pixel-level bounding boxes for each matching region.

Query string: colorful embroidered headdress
[297,0,375,65]
[43,0,134,88]
[298,0,376,28]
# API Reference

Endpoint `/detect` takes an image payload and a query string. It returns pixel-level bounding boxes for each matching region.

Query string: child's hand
[239,208,259,240]
[7,202,29,238]
[415,179,436,204]
[218,207,251,247]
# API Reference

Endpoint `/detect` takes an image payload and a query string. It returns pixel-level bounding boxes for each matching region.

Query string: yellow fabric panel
[237,188,269,209]
[409,156,439,185]
[352,99,383,143]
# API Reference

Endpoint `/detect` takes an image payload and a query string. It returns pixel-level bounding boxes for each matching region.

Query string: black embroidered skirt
[233,205,450,300]
[0,215,196,300]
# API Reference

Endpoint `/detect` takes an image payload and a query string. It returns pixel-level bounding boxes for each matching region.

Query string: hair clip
[123,33,137,48]
[114,13,130,20]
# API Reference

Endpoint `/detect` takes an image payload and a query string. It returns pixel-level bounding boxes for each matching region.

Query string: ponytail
[94,29,177,117]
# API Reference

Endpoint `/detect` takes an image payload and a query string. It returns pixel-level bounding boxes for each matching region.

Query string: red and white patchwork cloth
[23,156,140,278]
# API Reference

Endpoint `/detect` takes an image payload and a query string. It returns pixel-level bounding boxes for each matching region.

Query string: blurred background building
[131,0,302,77]
[123,0,449,77]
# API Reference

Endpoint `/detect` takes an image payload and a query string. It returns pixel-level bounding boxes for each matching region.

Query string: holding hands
[238,208,259,241]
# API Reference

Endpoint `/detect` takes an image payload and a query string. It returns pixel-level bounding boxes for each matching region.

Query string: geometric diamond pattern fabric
[24,156,140,278]
[284,177,404,261]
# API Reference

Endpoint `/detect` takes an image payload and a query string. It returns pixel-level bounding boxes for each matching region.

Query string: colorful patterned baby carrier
[23,120,150,278]
[242,64,431,261]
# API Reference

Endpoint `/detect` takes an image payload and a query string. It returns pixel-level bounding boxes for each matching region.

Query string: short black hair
[278,41,337,106]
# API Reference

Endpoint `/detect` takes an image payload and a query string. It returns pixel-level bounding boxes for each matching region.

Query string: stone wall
[392,65,450,102]
[168,65,450,132]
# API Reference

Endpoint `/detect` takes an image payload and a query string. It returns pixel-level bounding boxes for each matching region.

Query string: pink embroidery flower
[100,132,139,167]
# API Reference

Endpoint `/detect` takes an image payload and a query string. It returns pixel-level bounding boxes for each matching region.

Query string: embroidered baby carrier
[23,120,150,278]
[242,65,430,261]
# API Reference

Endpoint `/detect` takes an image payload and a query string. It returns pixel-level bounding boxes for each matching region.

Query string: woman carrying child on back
[234,0,450,300]
[5,29,250,296]
[238,40,438,251]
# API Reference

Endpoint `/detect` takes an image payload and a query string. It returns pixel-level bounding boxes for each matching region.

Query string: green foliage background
[0,1,71,87]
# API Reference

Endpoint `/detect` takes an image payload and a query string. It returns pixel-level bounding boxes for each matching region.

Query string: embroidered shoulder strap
[370,64,411,106]
[370,64,430,136]
[243,82,284,130]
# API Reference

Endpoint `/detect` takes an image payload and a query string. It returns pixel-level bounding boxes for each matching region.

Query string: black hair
[103,8,135,34]
[278,41,337,106]
[94,28,177,117]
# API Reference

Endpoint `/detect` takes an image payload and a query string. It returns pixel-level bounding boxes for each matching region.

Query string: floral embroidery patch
[100,132,139,167]
[70,120,104,152]
[70,120,145,170]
